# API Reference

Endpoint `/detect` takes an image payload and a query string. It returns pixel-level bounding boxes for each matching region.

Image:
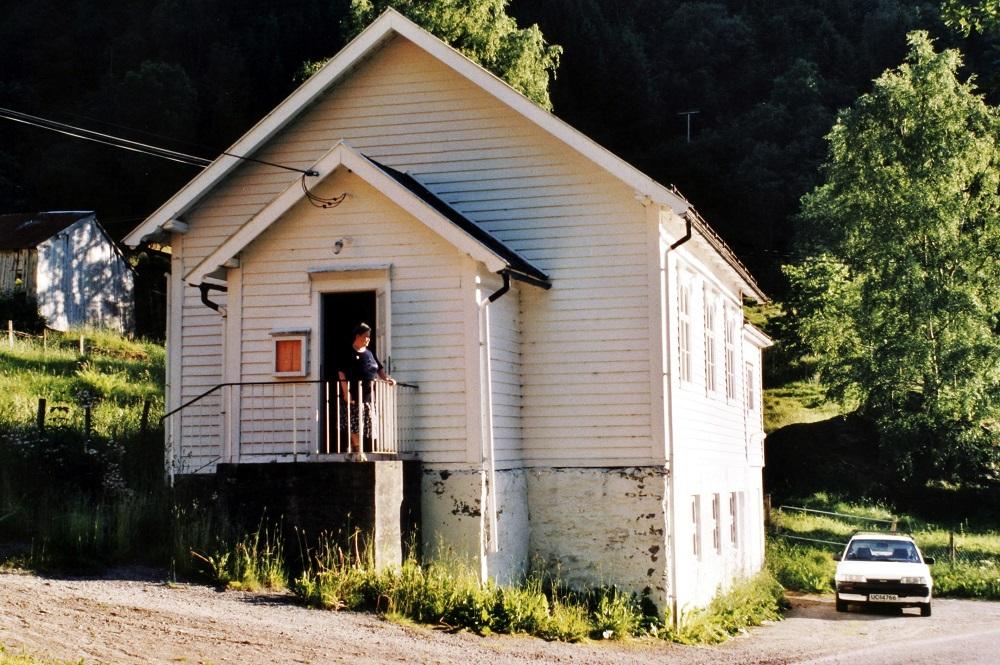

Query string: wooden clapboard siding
[236,171,471,463]
[0,249,36,292]
[485,274,522,464]
[668,251,755,468]
[172,35,656,467]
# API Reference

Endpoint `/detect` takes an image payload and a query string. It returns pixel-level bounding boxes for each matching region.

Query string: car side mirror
[924,556,935,565]
[832,553,842,561]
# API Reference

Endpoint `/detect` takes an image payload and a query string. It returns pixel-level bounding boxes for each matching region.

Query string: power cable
[0,107,319,176]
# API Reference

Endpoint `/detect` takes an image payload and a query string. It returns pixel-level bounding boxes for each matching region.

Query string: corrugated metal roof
[0,211,94,250]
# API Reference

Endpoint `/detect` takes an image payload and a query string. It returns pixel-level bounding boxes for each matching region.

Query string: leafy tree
[785,31,1000,485]
[335,0,561,110]
[941,0,1000,35]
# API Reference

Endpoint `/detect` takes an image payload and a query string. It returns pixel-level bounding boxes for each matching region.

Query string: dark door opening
[321,291,377,454]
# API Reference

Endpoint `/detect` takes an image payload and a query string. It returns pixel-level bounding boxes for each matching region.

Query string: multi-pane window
[711,493,722,554]
[724,312,737,400]
[704,293,717,392]
[678,280,692,383]
[729,492,739,547]
[745,362,756,411]
[691,495,702,558]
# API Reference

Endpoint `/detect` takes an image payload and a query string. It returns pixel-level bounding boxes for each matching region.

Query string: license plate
[869,594,898,602]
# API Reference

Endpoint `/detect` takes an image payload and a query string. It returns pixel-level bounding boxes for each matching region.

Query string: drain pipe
[479,270,510,558]
[198,283,228,315]
[666,211,692,629]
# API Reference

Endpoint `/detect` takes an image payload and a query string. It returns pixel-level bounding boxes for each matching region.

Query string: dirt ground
[2,569,1000,665]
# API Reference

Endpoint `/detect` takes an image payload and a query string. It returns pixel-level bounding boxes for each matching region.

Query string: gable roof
[0,211,94,249]
[185,142,548,287]
[125,8,765,300]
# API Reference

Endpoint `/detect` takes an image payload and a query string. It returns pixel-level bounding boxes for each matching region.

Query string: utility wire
[0,107,318,176]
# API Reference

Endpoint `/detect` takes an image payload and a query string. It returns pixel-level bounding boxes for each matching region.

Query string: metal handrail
[162,378,417,421]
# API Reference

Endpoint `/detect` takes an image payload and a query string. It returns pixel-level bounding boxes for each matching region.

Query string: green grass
[768,496,1000,600]
[764,379,846,433]
[0,330,174,572]
[285,531,784,643]
[191,524,288,592]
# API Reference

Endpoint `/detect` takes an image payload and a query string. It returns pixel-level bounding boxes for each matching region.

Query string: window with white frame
[725,311,737,400]
[270,328,310,377]
[711,493,722,554]
[678,279,692,383]
[691,495,702,558]
[745,361,756,411]
[729,492,739,547]
[704,292,717,393]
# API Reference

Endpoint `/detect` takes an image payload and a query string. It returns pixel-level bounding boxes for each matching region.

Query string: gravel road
[2,569,999,665]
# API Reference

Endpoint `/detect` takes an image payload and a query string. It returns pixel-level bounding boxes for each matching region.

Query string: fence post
[84,405,92,438]
[43,328,47,352]
[949,531,956,566]
[7,320,12,350]
[36,398,46,431]
[140,398,152,433]
[763,494,772,527]
[79,334,85,356]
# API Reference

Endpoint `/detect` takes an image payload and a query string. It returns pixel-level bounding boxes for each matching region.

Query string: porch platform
[178,460,422,569]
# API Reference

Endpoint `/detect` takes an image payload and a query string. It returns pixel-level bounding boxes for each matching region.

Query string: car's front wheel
[920,602,931,617]
[835,598,847,612]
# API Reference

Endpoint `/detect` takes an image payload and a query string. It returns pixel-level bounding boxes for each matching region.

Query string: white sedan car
[833,532,935,616]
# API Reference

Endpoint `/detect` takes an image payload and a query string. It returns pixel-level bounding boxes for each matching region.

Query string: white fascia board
[125,8,690,248]
[123,16,399,248]
[743,322,774,348]
[184,142,506,285]
[386,11,690,215]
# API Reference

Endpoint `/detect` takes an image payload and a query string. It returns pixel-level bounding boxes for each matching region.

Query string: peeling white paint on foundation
[486,468,529,585]
[527,466,670,610]
[421,468,485,570]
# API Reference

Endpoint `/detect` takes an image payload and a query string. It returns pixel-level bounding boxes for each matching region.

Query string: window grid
[712,494,722,553]
[678,280,692,383]
[691,495,701,558]
[704,294,717,392]
[725,312,737,400]
[729,492,739,547]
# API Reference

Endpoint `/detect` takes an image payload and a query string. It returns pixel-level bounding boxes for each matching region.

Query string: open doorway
[321,291,377,455]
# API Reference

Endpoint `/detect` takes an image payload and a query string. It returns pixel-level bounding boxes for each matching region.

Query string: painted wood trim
[463,257,483,465]
[647,202,667,464]
[224,266,243,462]
[167,234,184,479]
[183,143,507,285]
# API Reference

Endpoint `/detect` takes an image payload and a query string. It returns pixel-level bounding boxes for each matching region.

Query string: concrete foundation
[178,461,422,569]
[526,466,670,610]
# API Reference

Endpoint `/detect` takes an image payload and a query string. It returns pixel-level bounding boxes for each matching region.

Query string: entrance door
[321,291,377,454]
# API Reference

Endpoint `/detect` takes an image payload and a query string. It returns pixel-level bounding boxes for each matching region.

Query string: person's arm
[378,367,395,385]
[338,370,351,403]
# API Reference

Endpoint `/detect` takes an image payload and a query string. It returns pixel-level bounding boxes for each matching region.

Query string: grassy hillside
[0,329,168,568]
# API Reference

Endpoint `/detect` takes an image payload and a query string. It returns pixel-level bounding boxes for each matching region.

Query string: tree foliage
[785,32,1000,484]
[336,0,562,110]
[941,0,1000,35]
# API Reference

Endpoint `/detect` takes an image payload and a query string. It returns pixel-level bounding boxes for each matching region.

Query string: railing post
[292,382,298,462]
[36,398,46,431]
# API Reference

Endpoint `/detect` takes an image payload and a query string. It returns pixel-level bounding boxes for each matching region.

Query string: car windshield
[846,539,920,562]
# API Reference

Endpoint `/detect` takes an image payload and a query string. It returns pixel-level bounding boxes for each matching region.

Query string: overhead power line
[0,107,318,176]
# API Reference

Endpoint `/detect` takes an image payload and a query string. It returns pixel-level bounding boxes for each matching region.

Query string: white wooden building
[125,10,771,616]
[0,211,135,332]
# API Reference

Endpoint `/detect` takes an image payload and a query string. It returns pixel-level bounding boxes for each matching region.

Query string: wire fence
[769,504,999,568]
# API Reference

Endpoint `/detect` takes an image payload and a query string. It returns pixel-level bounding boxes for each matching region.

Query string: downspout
[666,212,692,629]
[479,269,510,558]
[198,282,228,315]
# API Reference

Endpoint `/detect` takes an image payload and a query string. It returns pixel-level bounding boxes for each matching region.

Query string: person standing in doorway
[338,322,394,462]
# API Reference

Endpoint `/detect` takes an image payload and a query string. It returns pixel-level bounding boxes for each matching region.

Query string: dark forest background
[1,0,997,295]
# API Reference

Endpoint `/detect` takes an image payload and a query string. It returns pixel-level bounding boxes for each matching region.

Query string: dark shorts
[340,401,376,436]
